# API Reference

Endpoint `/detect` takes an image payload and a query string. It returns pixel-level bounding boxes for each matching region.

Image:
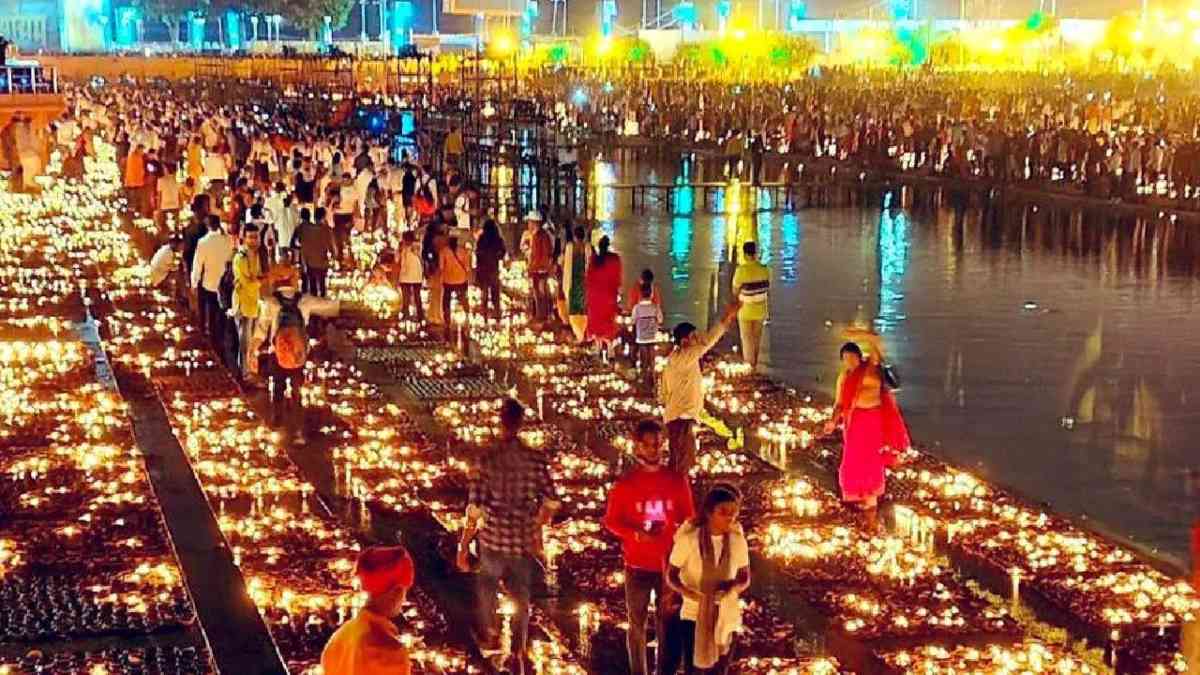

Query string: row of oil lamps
[11,127,1195,674]
[0,166,204,670]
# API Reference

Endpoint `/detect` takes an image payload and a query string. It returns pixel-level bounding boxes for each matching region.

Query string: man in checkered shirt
[457,398,560,674]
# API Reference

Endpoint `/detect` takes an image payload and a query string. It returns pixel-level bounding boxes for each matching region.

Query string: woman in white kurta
[666,484,750,674]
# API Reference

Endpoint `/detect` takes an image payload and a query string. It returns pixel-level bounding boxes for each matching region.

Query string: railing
[0,64,59,95]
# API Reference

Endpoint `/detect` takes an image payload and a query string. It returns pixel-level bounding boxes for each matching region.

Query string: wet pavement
[594,154,1200,565]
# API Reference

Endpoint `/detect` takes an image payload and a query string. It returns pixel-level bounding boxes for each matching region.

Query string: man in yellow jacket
[321,546,415,675]
[232,224,266,382]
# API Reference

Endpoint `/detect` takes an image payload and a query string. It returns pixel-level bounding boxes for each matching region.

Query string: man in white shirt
[354,166,374,218]
[659,299,741,475]
[148,236,183,302]
[190,215,234,352]
[275,195,299,260]
[156,161,182,232]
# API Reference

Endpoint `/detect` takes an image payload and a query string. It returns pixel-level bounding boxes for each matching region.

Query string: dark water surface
[589,153,1200,564]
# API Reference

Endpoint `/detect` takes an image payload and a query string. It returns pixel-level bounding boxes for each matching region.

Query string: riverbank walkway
[0,142,1196,674]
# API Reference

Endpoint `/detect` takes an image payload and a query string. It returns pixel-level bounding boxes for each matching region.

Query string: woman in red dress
[585,236,623,357]
[823,329,911,527]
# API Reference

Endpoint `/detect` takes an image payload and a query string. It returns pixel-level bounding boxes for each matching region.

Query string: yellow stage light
[493,32,515,55]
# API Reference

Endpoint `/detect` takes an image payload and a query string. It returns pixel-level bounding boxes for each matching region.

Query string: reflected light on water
[603,152,1200,560]
[876,208,911,332]
[671,216,692,281]
[493,162,515,224]
[711,215,727,265]
[779,214,800,285]
[758,211,774,266]
[673,173,694,216]
[590,160,617,230]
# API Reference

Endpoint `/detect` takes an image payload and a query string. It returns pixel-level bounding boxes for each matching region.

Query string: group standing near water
[50,76,922,675]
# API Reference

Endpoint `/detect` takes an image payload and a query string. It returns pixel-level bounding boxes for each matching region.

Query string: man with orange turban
[321,546,416,675]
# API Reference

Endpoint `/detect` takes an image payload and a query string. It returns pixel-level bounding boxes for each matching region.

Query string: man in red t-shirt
[604,419,695,675]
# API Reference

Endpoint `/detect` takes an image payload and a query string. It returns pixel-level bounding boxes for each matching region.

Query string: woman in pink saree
[823,329,911,525]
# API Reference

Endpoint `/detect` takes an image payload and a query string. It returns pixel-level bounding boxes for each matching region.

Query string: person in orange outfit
[321,546,416,675]
[124,144,147,216]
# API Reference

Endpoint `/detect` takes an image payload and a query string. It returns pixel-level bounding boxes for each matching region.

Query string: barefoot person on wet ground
[585,236,624,359]
[666,484,750,674]
[660,299,741,475]
[731,241,770,372]
[439,235,471,341]
[630,276,664,391]
[561,225,589,342]
[458,399,561,675]
[473,219,507,321]
[604,419,695,675]
[256,262,340,444]
[823,329,911,527]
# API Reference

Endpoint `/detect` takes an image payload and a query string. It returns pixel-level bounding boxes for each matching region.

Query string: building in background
[0,0,66,51]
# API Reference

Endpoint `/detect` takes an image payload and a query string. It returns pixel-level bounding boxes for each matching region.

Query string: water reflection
[876,206,910,333]
[757,211,774,267]
[598,154,1200,562]
[590,159,617,237]
[1064,317,1167,494]
[670,216,692,282]
[710,216,728,268]
[778,214,799,285]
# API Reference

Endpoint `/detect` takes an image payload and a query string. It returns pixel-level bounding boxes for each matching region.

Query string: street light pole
[380,0,389,49]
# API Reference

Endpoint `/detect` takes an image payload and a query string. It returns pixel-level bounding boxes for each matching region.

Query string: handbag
[881,362,901,391]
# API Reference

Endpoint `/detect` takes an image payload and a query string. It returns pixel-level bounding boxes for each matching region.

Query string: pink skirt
[839,406,888,503]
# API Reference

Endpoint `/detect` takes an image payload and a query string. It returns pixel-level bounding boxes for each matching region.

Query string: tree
[139,0,195,46]
[277,0,355,37]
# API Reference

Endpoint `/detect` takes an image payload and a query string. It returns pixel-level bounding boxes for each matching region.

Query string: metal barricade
[0,64,59,95]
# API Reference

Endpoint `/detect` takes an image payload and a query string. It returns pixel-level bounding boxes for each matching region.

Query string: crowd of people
[484,68,1200,208]
[48,73,919,675]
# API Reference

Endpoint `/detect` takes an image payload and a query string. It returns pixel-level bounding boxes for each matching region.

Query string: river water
[585,151,1200,565]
